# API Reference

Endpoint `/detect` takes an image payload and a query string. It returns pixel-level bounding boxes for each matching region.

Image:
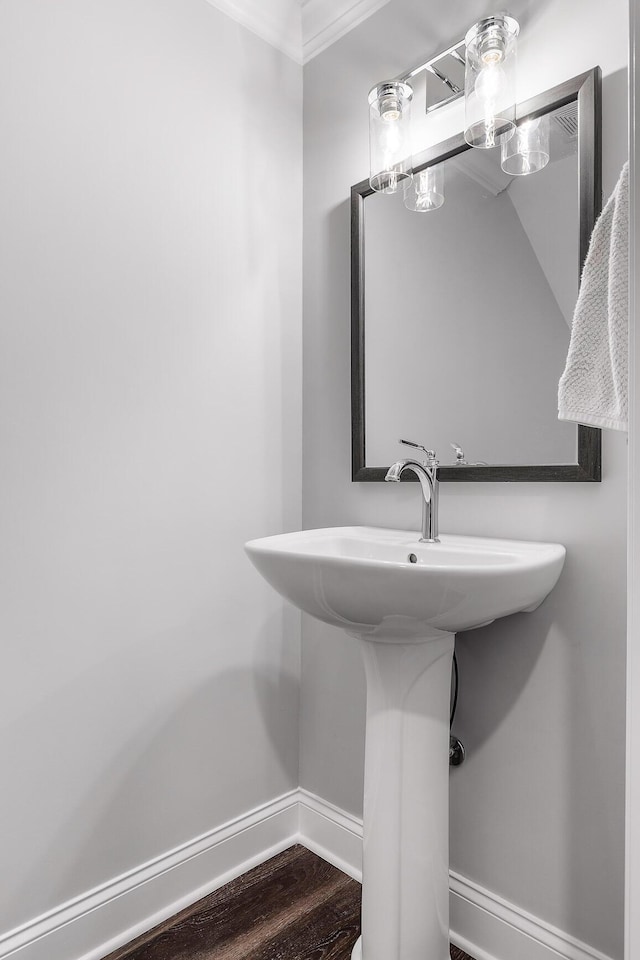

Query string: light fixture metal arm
[393,38,465,85]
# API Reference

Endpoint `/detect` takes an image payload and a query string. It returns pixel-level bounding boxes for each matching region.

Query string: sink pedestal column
[350,631,455,960]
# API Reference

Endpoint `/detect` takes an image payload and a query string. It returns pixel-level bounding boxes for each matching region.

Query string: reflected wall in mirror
[351,69,602,482]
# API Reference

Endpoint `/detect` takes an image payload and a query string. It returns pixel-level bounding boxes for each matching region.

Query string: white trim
[302,0,392,63]
[450,872,616,960]
[0,791,299,960]
[201,0,392,64]
[202,0,303,64]
[298,788,363,880]
[0,789,616,960]
[627,1,639,959]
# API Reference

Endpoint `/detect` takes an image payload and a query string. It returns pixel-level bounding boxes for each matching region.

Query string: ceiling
[204,0,392,63]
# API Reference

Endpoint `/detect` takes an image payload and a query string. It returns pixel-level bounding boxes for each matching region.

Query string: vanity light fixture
[367,36,466,196]
[367,13,527,206]
[464,15,519,149]
[368,81,414,193]
[501,115,550,175]
[403,164,444,212]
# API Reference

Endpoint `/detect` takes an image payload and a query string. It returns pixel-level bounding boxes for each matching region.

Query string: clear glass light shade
[464,15,519,149]
[368,81,413,193]
[501,116,550,175]
[403,165,444,212]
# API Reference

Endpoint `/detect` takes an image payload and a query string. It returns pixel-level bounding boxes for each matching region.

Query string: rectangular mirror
[351,69,602,482]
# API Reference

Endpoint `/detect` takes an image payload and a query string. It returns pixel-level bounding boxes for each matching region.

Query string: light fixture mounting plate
[396,39,466,115]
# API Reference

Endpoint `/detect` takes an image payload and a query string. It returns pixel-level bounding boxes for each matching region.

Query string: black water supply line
[449,652,465,766]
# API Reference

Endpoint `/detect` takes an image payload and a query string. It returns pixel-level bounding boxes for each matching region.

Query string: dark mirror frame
[351,68,602,482]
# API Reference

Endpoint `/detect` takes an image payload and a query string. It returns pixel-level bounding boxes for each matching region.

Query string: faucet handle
[399,438,437,463]
[450,441,467,464]
[448,441,489,466]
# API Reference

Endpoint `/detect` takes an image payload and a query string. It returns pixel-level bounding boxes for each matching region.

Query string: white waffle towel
[558,161,629,431]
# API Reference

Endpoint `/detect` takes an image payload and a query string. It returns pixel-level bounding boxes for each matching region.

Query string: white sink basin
[245,525,565,960]
[245,525,566,639]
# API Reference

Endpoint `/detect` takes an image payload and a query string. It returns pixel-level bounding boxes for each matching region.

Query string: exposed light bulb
[482,48,503,65]
[380,95,401,122]
[475,63,507,109]
[474,63,508,147]
[378,120,402,192]
[381,119,401,159]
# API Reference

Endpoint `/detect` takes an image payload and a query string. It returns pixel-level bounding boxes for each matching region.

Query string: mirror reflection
[362,101,583,470]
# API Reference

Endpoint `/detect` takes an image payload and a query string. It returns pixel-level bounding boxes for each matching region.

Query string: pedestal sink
[245,526,565,960]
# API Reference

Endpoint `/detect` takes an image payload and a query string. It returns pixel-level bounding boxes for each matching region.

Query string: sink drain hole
[408,553,418,563]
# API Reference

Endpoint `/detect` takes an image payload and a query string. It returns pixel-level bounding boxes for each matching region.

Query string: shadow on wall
[452,599,551,752]
[0,616,299,934]
[450,517,626,955]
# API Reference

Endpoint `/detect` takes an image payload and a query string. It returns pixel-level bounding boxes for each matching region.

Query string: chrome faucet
[385,440,440,543]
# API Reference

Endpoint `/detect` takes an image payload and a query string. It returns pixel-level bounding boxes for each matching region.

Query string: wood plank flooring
[102,845,474,960]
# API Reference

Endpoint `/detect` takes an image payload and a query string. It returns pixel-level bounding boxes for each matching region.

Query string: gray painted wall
[0,0,302,937]
[301,0,628,956]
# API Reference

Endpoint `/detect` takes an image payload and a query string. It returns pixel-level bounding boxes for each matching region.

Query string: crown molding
[203,0,303,64]
[204,0,392,65]
[301,0,392,62]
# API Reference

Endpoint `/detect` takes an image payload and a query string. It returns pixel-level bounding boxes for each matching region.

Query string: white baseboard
[297,791,615,960]
[449,871,616,960]
[0,791,299,960]
[0,789,615,960]
[298,788,363,881]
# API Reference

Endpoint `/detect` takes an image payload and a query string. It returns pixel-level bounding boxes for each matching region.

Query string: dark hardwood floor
[102,845,474,960]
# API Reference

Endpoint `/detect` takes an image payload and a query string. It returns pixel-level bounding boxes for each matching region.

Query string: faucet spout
[385,458,439,543]
[385,460,415,485]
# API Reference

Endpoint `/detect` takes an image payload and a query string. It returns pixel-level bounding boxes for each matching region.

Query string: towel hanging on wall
[558,161,629,431]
